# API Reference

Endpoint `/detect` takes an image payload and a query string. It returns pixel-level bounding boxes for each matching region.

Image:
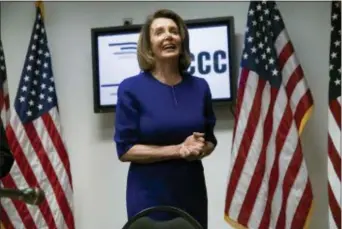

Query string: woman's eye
[155,30,163,35]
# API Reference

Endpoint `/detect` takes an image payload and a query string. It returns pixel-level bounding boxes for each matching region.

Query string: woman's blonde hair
[137,9,191,73]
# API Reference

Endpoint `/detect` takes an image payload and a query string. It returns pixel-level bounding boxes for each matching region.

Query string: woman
[114,9,217,229]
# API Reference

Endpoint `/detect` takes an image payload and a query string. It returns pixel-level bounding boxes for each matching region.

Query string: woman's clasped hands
[179,132,207,161]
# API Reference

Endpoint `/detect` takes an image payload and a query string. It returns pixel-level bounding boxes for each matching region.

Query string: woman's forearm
[119,144,182,163]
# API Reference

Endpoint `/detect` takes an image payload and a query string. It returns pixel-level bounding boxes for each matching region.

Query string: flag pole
[35,1,45,18]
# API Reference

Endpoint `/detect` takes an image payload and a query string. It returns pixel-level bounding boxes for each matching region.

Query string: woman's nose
[165,32,173,40]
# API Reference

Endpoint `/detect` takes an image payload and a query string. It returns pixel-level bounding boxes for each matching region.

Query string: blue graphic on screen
[110,42,137,56]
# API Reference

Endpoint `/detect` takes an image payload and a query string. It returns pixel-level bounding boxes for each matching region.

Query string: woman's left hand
[183,132,207,161]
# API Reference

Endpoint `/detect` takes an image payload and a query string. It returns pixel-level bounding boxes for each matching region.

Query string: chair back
[122,206,203,229]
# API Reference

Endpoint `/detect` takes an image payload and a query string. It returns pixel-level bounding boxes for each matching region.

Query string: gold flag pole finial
[35,0,45,19]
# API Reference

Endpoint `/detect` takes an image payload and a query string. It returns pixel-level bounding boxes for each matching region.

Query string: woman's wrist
[171,143,183,159]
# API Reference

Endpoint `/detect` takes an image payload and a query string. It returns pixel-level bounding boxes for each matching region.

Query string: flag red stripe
[0,203,15,229]
[224,73,265,216]
[23,120,73,228]
[0,91,9,108]
[328,135,341,181]
[328,183,341,229]
[231,69,249,145]
[0,94,9,119]
[290,181,313,229]
[277,42,293,70]
[294,92,314,130]
[42,113,73,189]
[259,101,293,229]
[237,88,278,225]
[1,175,37,229]
[275,142,303,229]
[285,65,304,97]
[330,99,341,130]
[4,124,57,228]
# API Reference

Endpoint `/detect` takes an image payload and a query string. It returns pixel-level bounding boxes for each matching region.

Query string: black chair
[122,206,204,229]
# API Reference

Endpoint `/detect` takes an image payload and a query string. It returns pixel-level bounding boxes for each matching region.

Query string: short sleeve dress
[114,71,217,229]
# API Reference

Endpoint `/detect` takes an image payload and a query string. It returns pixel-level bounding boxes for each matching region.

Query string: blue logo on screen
[188,50,228,75]
[109,42,137,56]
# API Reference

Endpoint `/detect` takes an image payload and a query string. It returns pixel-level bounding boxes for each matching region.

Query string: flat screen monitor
[91,16,235,113]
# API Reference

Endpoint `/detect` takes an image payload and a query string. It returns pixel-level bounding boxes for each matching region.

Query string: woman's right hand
[179,132,205,160]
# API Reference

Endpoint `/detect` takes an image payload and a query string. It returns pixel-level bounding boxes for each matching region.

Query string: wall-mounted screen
[91,16,235,113]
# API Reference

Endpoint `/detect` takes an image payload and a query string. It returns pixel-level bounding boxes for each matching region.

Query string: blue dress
[114,71,217,229]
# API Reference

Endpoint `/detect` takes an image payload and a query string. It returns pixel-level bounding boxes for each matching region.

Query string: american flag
[328,2,341,229]
[0,40,10,128]
[0,2,75,229]
[224,1,314,229]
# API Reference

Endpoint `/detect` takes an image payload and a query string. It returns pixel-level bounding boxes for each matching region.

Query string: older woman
[114,9,217,229]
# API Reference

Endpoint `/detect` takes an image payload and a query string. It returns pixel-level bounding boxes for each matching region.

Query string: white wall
[1,1,331,229]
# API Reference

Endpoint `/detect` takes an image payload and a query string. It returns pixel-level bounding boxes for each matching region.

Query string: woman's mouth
[162,44,176,51]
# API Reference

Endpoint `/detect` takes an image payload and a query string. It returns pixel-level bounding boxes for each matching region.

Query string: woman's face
[149,17,182,61]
